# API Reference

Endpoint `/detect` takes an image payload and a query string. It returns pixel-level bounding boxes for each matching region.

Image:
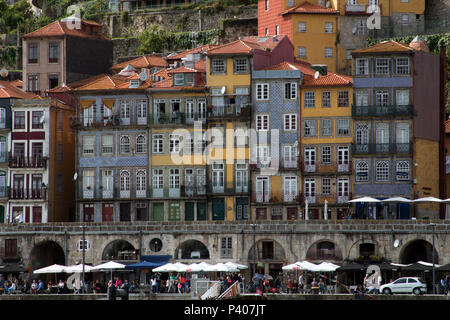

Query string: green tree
[137,25,170,55]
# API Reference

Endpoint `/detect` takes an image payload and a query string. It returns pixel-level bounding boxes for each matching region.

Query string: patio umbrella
[184,263,203,273]
[296,261,320,272]
[381,197,412,202]
[282,263,304,271]
[348,197,381,203]
[211,263,239,272]
[316,262,340,272]
[413,197,443,202]
[224,262,248,270]
[92,261,126,282]
[33,264,66,274]
[64,264,94,273]
[437,263,450,272]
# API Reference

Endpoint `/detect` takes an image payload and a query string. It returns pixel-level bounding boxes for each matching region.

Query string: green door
[0,205,4,223]
[152,203,164,221]
[197,202,207,221]
[212,199,225,221]
[168,202,180,221]
[185,202,194,221]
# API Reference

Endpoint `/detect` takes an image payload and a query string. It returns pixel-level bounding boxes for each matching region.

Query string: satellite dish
[393,239,400,248]
[221,86,226,95]
[73,172,78,181]
[0,67,8,78]
[39,115,45,124]
[139,71,148,82]
[314,71,320,79]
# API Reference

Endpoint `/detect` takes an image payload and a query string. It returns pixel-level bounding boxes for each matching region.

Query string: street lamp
[81,224,86,294]
[250,223,256,277]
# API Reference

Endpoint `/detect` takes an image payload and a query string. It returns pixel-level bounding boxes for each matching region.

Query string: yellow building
[298,64,354,220]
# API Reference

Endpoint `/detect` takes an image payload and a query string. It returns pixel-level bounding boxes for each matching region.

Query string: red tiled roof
[0,80,38,99]
[302,72,353,87]
[166,44,218,61]
[111,54,168,72]
[265,60,315,76]
[207,39,270,55]
[241,35,287,50]
[23,19,110,41]
[281,2,339,15]
[60,73,153,92]
[10,79,23,88]
[352,40,415,54]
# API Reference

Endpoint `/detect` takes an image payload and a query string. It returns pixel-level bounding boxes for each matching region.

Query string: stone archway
[102,240,137,261]
[306,240,343,261]
[399,239,439,264]
[29,240,65,269]
[175,240,209,260]
[247,239,286,277]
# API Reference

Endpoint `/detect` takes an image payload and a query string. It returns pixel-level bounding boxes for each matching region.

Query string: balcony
[73,115,148,128]
[151,186,208,198]
[352,143,413,155]
[345,3,367,14]
[207,105,251,121]
[150,113,187,125]
[9,156,47,169]
[252,192,271,203]
[301,161,352,175]
[251,160,272,170]
[281,157,299,170]
[206,181,250,195]
[352,105,413,117]
[0,151,7,163]
[9,187,47,200]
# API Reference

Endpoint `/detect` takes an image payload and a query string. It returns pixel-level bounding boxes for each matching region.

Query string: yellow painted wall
[207,56,251,94]
[291,14,340,72]
[335,0,425,15]
[414,138,440,217]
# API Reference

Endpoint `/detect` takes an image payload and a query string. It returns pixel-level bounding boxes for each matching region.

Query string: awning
[80,99,95,109]
[125,255,172,270]
[336,263,366,271]
[437,263,450,272]
[102,99,115,110]
[0,264,28,273]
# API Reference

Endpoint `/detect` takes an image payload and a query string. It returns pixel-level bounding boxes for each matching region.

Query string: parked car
[380,277,427,295]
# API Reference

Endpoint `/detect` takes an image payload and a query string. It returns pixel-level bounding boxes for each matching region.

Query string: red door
[102,203,114,222]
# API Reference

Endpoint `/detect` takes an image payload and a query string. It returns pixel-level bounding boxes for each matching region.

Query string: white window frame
[355,160,369,182]
[325,47,333,58]
[82,136,95,156]
[152,134,164,153]
[101,135,113,155]
[169,134,180,153]
[321,119,332,137]
[321,177,331,195]
[337,119,350,136]
[120,135,131,154]
[298,47,306,58]
[325,22,333,33]
[136,135,146,154]
[283,114,297,131]
[303,119,316,137]
[211,59,226,74]
[355,58,369,75]
[256,114,269,131]
[304,91,315,108]
[285,82,297,100]
[396,57,410,74]
[376,160,390,182]
[256,83,269,100]
[375,58,390,75]
[298,22,306,33]
[396,161,410,181]
[321,146,332,164]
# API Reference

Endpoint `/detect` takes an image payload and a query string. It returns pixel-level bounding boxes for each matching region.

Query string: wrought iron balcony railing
[352,104,413,117]
[351,143,413,155]
[9,156,47,169]
[9,187,47,200]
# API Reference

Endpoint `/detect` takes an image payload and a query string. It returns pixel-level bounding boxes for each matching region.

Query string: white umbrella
[153,262,187,272]
[33,264,66,274]
[92,261,126,270]
[296,261,320,272]
[64,264,95,273]
[196,262,216,272]
[348,196,381,203]
[282,263,304,271]
[224,262,248,270]
[417,261,441,268]
[382,197,412,202]
[211,263,239,272]
[184,263,203,273]
[316,262,340,272]
[413,197,443,202]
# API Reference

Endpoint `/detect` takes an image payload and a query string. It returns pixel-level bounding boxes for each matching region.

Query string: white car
[380,277,427,295]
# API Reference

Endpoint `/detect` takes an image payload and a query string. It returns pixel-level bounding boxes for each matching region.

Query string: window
[14,111,25,129]
[322,177,331,195]
[136,135,146,154]
[321,146,332,164]
[102,135,113,154]
[287,0,294,6]
[338,91,349,107]
[271,207,282,220]
[304,91,315,108]
[48,42,59,63]
[83,136,95,155]
[355,161,369,182]
[298,22,306,32]
[136,170,146,195]
[152,134,164,153]
[211,59,226,73]
[401,14,409,24]
[285,82,297,100]
[169,168,180,189]
[120,100,130,122]
[174,73,184,86]
[256,83,269,100]
[169,134,180,153]
[102,204,114,222]
[355,58,369,75]
[337,119,350,136]
[28,43,38,64]
[152,169,164,190]
[265,0,269,10]
[221,237,233,258]
[27,75,39,93]
[32,111,44,129]
[185,73,194,85]
[376,90,389,106]
[234,58,248,73]
[256,115,269,131]
[325,22,333,33]
[120,135,131,154]
[396,58,410,74]
[355,91,369,106]
[325,47,333,58]
[265,28,269,36]
[275,25,279,35]
[120,170,130,192]
[283,114,297,131]
[322,91,331,107]
[356,19,366,35]
[77,239,91,252]
[376,160,390,182]
[321,119,332,136]
[396,161,410,181]
[346,50,353,60]
[396,89,410,105]
[256,146,270,164]
[376,58,389,75]
[298,47,306,58]
[303,119,316,137]
[57,143,63,162]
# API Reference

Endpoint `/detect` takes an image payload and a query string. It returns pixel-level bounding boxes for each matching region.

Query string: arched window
[136,135,146,154]
[136,170,146,195]
[120,135,130,154]
[120,170,130,191]
[355,161,369,182]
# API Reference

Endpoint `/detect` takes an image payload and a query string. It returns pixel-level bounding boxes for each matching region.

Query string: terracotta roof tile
[10,79,23,88]
[24,19,110,41]
[352,40,415,54]
[207,39,269,55]
[265,60,315,76]
[302,72,353,87]
[111,54,168,72]
[241,35,287,50]
[0,80,37,99]
[282,2,339,15]
[166,44,218,61]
